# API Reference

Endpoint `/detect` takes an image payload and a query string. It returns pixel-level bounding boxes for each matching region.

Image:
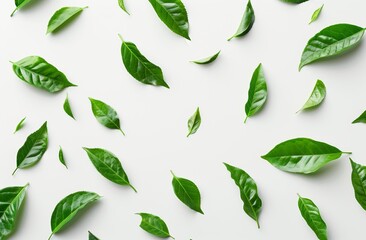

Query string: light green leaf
[297,80,326,112]
[187,107,201,137]
[228,0,255,41]
[11,0,32,17]
[118,0,129,14]
[47,6,88,34]
[309,4,324,24]
[14,117,26,134]
[191,51,220,65]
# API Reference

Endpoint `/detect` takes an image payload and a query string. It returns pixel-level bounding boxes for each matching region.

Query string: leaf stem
[342,152,352,155]
[256,219,260,229]
[170,170,176,178]
[129,183,137,193]
[82,6,89,10]
[118,128,126,136]
[12,168,18,176]
[244,116,248,124]
[10,8,18,17]
[48,233,53,240]
[118,33,124,42]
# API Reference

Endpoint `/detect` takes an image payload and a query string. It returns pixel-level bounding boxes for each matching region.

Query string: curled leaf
[14,117,26,134]
[228,0,255,41]
[309,4,324,24]
[63,94,75,120]
[187,107,201,137]
[191,51,220,65]
[47,6,88,34]
[297,80,326,112]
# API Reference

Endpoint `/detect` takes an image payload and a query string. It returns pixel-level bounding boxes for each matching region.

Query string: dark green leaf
[261,138,349,174]
[49,191,101,240]
[83,147,136,192]
[171,171,203,214]
[14,122,48,175]
[0,184,29,239]
[224,163,262,228]
[187,107,201,137]
[119,35,169,88]
[281,0,308,3]
[136,213,174,239]
[59,146,67,169]
[14,117,26,134]
[89,98,125,135]
[118,0,129,14]
[11,56,76,93]
[299,24,365,70]
[47,7,87,34]
[298,194,327,240]
[63,94,75,120]
[309,4,324,24]
[148,0,190,40]
[191,51,220,64]
[11,0,32,17]
[352,110,366,124]
[88,231,100,240]
[244,63,267,123]
[228,0,255,41]
[297,80,326,112]
[350,158,366,211]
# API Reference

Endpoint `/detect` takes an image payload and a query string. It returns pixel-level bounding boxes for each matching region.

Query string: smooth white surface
[1,0,366,239]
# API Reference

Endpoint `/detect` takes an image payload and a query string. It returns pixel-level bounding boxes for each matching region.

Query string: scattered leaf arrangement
[2,0,366,239]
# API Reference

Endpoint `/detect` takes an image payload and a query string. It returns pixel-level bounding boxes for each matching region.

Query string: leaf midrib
[142,219,170,237]
[299,197,324,236]
[0,186,26,221]
[93,103,120,130]
[151,0,186,34]
[174,177,194,205]
[264,152,342,159]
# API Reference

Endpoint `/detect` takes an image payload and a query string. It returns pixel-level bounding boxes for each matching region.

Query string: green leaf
[14,117,26,134]
[171,171,203,214]
[228,0,255,41]
[14,122,48,175]
[350,158,366,211]
[89,98,125,135]
[11,0,32,17]
[83,147,136,192]
[261,138,349,174]
[11,56,76,93]
[299,24,365,70]
[309,4,324,24]
[224,163,262,228]
[352,110,366,124]
[244,63,267,123]
[0,184,29,239]
[47,7,87,34]
[187,107,201,137]
[281,0,308,3]
[136,213,174,239]
[297,80,326,112]
[59,146,68,169]
[191,51,220,64]
[119,35,169,88]
[63,94,75,120]
[118,0,129,14]
[148,0,190,40]
[298,194,328,240]
[49,191,101,240]
[88,231,100,240]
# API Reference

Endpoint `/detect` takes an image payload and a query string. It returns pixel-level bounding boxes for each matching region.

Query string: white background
[1,0,366,239]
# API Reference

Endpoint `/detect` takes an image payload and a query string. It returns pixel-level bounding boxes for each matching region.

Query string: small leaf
[83,147,136,192]
[49,191,101,240]
[352,110,366,124]
[281,0,308,3]
[298,194,328,240]
[224,163,262,228]
[309,4,324,24]
[171,171,203,214]
[261,138,349,174]
[11,0,32,17]
[136,213,174,239]
[47,7,88,34]
[63,94,75,120]
[0,183,29,239]
[14,117,26,134]
[119,35,169,88]
[187,107,201,137]
[11,56,76,93]
[244,63,267,123]
[228,0,255,41]
[299,24,365,70]
[88,231,100,240]
[59,146,68,169]
[148,0,190,40]
[191,51,220,64]
[350,158,366,211]
[89,98,125,135]
[14,122,48,175]
[118,0,129,14]
[297,80,326,112]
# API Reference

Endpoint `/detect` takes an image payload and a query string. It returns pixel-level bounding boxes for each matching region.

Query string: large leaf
[299,24,365,70]
[136,213,174,239]
[118,0,129,14]
[261,138,349,174]
[14,117,26,134]
[119,35,169,88]
[309,4,324,24]
[224,163,262,228]
[350,158,366,211]
[47,7,87,34]
[14,122,48,175]
[49,191,101,240]
[148,0,190,40]
[244,63,267,123]
[11,0,32,17]
[297,80,326,112]
[187,107,201,137]
[191,51,220,65]
[228,0,255,41]
[0,184,28,239]
[298,194,328,240]
[63,94,75,120]
[171,171,203,214]
[12,56,76,93]
[352,110,366,124]
[88,231,100,240]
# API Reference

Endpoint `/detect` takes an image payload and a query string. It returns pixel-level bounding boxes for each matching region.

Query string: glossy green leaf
[352,110,366,124]
[11,0,32,17]
[350,158,366,211]
[148,0,190,40]
[13,122,48,175]
[191,51,220,64]
[298,194,327,240]
[171,171,203,214]
[63,94,75,120]
[118,0,129,14]
[136,213,174,239]
[299,24,365,70]
[14,117,26,134]
[59,146,68,169]
[49,191,101,240]
[228,0,255,41]
[309,4,324,24]
[261,138,349,174]
[281,0,308,3]
[244,63,267,123]
[187,107,201,137]
[89,98,125,135]
[47,7,87,34]
[297,80,326,112]
[11,56,76,93]
[83,147,136,192]
[119,35,169,88]
[0,184,28,239]
[224,163,262,228]
[88,231,100,240]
